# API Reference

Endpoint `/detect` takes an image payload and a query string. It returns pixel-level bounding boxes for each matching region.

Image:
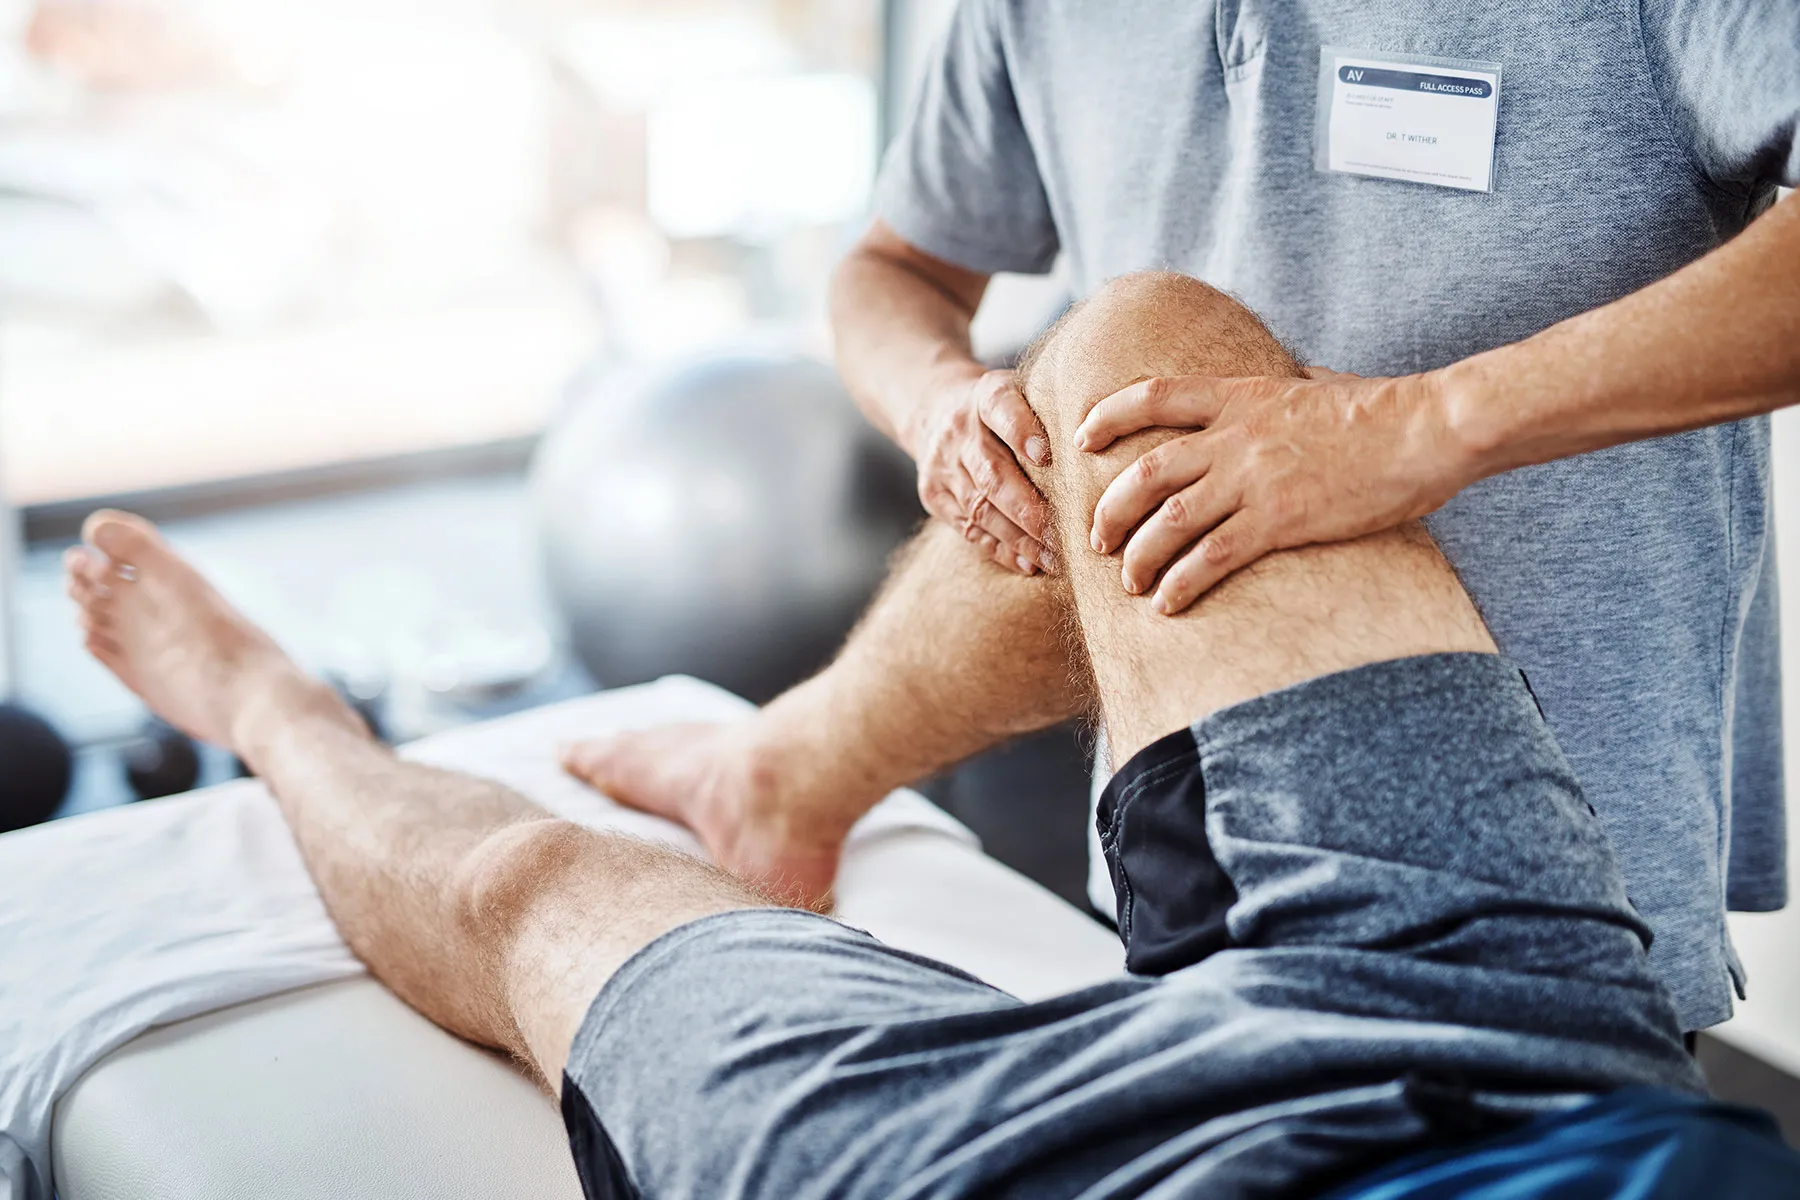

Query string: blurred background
[0,0,1792,1121]
[0,0,1077,879]
[2,0,873,504]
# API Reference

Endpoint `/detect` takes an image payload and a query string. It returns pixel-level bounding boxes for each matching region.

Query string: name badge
[1315,47,1502,192]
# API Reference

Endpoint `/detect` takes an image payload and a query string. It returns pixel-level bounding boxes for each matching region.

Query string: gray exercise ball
[531,352,921,704]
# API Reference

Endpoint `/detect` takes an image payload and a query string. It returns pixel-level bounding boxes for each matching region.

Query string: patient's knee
[1020,270,1299,438]
[1082,270,1244,343]
[1013,271,1302,528]
[1086,271,1292,367]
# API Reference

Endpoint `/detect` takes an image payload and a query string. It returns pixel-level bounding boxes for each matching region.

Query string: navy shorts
[559,654,1706,1200]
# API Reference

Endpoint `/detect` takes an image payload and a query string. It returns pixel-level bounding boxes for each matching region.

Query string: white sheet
[0,677,984,1200]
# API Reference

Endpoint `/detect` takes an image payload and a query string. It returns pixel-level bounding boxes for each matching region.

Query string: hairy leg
[1018,273,1496,759]
[564,519,1085,907]
[570,277,1494,902]
[66,513,765,1090]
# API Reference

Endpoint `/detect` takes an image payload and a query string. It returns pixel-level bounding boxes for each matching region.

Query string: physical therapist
[827,0,1800,1034]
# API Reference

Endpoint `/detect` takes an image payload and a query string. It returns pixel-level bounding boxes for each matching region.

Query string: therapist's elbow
[832,219,987,320]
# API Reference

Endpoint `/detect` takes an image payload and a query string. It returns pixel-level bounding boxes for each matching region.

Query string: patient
[64,274,1775,1197]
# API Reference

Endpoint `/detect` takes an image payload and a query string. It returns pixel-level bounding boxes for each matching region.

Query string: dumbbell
[0,702,74,833]
[119,718,202,800]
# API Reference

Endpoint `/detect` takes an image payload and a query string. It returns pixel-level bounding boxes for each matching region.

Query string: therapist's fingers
[958,438,1055,572]
[1075,376,1234,451]
[1120,479,1238,597]
[925,480,1022,573]
[918,452,1030,572]
[961,427,1053,546]
[965,500,1041,574]
[1151,511,1268,614]
[916,471,965,533]
[979,532,1018,572]
[974,371,1051,468]
[1302,365,1362,382]
[1089,431,1212,554]
[961,500,1026,573]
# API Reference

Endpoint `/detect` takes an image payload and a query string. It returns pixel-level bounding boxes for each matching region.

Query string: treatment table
[37,683,1126,1200]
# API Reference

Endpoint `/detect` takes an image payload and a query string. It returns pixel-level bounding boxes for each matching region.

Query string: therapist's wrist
[1422,356,1509,491]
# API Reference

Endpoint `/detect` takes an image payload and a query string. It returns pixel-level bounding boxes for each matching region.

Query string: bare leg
[55,266,1488,1108]
[564,521,1085,906]
[1016,272,1496,759]
[575,277,1495,900]
[66,512,766,1090]
[57,273,1492,1096]
[57,273,1508,1128]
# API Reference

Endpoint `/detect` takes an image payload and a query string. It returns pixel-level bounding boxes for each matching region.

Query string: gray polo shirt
[876,0,1799,1031]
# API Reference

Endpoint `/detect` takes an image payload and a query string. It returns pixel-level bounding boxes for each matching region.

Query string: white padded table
[46,689,1125,1200]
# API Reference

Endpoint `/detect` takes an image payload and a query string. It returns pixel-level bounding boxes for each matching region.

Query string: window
[0,0,881,506]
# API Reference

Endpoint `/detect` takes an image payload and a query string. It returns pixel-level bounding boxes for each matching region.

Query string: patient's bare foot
[562,723,855,911]
[65,510,360,763]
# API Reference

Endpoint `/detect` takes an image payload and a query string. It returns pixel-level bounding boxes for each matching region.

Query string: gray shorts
[559,654,1704,1200]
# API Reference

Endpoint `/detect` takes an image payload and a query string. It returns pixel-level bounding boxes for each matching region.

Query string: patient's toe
[563,726,705,822]
[66,546,106,591]
[83,510,169,572]
[66,570,94,609]
[76,602,112,633]
[83,628,122,666]
[65,549,113,612]
[561,736,628,788]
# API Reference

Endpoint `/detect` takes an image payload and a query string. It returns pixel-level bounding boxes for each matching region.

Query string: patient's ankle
[743,688,879,842]
[230,668,370,775]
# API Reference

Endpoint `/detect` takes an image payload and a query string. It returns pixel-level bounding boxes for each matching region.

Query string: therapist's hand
[1076,366,1468,613]
[911,368,1058,575]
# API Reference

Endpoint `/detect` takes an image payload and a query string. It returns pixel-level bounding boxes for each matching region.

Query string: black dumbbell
[0,703,73,832]
[120,718,202,800]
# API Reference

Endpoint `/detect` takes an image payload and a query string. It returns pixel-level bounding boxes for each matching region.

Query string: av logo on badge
[1319,50,1501,192]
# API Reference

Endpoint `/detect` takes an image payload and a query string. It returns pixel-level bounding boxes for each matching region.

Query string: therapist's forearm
[830,219,992,455]
[1442,192,1800,477]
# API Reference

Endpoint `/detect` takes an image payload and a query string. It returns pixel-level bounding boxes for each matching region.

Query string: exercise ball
[0,703,73,832]
[121,718,201,800]
[532,352,921,704]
